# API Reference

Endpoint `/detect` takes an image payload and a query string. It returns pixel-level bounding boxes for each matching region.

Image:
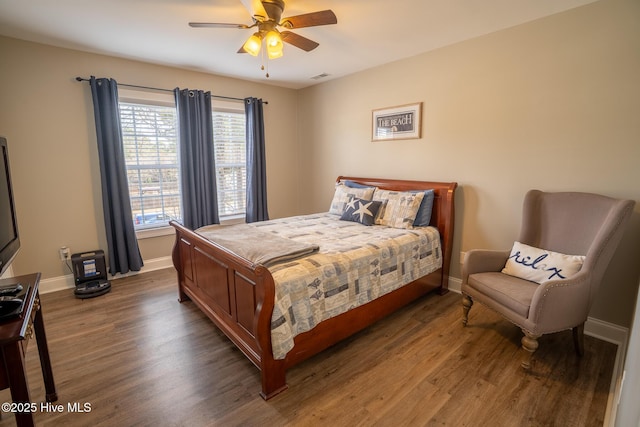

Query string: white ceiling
[0,0,597,89]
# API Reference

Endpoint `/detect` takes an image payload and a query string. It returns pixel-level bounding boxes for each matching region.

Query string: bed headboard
[336,176,458,290]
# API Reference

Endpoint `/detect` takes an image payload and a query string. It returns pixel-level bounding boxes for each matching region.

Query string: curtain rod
[75,77,268,104]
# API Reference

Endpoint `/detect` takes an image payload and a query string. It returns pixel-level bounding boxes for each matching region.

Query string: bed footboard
[170,221,288,398]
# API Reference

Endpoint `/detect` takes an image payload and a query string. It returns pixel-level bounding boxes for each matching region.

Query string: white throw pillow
[502,241,586,284]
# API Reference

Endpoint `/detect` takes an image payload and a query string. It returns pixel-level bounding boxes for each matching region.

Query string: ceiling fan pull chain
[260,46,269,78]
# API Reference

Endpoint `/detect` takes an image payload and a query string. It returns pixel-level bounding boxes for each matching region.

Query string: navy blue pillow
[343,180,375,190]
[411,189,435,227]
[340,197,382,226]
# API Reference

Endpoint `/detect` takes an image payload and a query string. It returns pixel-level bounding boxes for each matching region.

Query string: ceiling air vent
[310,73,330,80]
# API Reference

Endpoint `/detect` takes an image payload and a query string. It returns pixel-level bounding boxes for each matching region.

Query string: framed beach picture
[372,102,422,141]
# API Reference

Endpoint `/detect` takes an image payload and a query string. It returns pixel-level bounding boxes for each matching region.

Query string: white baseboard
[447,275,627,427]
[39,256,174,295]
[448,276,462,293]
[0,265,15,280]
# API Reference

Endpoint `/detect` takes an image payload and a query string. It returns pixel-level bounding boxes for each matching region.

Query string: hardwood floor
[0,268,616,426]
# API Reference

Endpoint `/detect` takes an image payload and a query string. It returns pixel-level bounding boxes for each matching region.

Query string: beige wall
[0,37,300,281]
[297,0,640,326]
[0,0,638,327]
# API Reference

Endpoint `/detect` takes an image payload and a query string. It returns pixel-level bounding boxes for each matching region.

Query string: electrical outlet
[59,246,70,261]
[460,251,467,264]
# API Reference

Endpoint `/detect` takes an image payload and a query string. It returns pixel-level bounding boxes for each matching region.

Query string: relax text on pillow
[501,241,586,284]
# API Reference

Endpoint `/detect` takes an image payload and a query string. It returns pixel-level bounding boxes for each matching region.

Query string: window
[118,90,246,231]
[213,108,246,217]
[120,101,181,230]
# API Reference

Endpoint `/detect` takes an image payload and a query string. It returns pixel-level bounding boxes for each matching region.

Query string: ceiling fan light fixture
[265,30,284,59]
[242,32,262,56]
[189,3,337,76]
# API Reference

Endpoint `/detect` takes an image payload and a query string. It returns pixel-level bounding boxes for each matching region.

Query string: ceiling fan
[189,0,337,63]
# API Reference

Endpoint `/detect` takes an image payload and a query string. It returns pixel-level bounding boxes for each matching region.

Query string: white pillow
[328,184,375,215]
[502,241,585,284]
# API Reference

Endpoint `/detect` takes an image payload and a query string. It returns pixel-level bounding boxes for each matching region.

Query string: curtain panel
[89,76,144,275]
[245,97,269,223]
[174,88,220,229]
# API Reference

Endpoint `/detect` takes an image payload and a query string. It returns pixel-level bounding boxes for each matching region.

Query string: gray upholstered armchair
[462,190,634,369]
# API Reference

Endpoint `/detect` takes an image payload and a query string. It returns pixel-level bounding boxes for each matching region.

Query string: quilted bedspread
[248,213,442,360]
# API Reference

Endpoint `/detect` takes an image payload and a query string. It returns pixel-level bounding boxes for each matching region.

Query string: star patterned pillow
[340,197,383,226]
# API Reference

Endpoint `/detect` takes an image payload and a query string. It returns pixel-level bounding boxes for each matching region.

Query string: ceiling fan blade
[281,31,319,52]
[280,10,337,29]
[239,0,268,20]
[189,22,250,29]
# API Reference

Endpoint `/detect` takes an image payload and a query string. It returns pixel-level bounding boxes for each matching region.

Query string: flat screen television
[0,136,20,278]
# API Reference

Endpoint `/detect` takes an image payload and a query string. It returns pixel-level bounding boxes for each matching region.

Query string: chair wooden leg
[462,294,473,326]
[573,323,585,357]
[521,331,541,370]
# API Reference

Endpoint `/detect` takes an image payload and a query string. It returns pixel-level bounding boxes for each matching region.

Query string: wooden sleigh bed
[170,176,457,399]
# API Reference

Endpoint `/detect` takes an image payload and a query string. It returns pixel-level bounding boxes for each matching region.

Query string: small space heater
[71,250,111,299]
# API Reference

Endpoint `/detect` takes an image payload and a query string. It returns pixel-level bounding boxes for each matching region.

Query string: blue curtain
[245,97,269,222]
[174,88,219,229]
[89,77,144,275]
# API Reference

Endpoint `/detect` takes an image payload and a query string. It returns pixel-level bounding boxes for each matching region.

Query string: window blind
[213,110,246,217]
[120,102,181,228]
